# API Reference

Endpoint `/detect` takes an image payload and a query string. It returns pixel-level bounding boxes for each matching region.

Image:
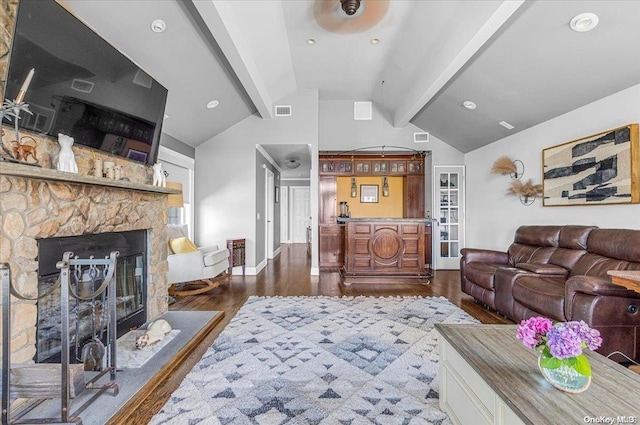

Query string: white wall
[195,89,319,273]
[319,100,464,165]
[465,84,640,251]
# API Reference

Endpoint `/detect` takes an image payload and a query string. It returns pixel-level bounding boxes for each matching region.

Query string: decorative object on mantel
[490,155,524,179]
[92,157,103,178]
[508,178,543,205]
[56,133,78,173]
[9,135,39,164]
[1,100,37,164]
[517,316,602,393]
[1,69,37,163]
[152,163,166,187]
[542,123,639,206]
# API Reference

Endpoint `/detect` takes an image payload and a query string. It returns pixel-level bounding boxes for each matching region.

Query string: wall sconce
[491,156,524,180]
[507,179,542,206]
[350,177,357,198]
[166,181,184,208]
[382,176,389,197]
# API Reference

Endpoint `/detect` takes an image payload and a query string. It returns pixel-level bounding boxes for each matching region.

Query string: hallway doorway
[290,186,310,243]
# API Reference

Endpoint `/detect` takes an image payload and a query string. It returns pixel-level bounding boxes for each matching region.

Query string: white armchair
[166,224,230,296]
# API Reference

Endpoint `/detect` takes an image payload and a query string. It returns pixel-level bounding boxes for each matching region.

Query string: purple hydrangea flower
[575,320,603,350]
[546,324,584,359]
[517,317,553,349]
[517,317,602,361]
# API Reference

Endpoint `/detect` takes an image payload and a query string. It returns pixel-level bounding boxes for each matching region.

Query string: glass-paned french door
[434,165,465,270]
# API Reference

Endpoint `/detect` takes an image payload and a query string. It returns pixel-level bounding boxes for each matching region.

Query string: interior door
[266,169,275,259]
[280,186,289,243]
[434,166,465,270]
[291,186,311,243]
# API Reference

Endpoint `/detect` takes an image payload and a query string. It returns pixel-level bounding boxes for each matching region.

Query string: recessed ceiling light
[370,38,381,45]
[569,13,599,32]
[207,100,219,109]
[499,121,515,130]
[462,100,477,110]
[306,38,316,45]
[151,19,166,33]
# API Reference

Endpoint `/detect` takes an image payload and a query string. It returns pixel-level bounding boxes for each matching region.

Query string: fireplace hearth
[36,230,147,364]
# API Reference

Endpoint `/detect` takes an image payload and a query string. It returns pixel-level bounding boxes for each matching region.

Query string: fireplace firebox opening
[36,230,147,364]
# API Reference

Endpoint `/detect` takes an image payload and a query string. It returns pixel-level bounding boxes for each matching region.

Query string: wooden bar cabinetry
[319,224,345,268]
[341,218,431,284]
[318,152,428,270]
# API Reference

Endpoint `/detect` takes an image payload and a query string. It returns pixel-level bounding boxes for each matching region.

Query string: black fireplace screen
[36,230,147,363]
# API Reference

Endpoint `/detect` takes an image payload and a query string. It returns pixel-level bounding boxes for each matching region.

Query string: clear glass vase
[538,355,591,393]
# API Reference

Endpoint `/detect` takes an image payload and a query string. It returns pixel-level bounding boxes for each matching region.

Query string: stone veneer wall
[0,0,17,101]
[0,175,169,363]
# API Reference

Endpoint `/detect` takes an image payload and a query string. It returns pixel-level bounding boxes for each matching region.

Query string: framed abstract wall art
[542,124,639,206]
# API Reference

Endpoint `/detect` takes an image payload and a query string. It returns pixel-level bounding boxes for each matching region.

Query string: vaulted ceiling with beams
[62,0,640,154]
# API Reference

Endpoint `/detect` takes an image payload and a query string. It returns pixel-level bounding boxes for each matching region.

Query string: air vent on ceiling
[275,105,292,116]
[133,69,153,88]
[499,120,515,130]
[414,132,430,143]
[354,101,372,120]
[71,79,94,93]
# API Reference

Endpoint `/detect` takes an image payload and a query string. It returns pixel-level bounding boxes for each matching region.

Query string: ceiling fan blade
[313,0,390,34]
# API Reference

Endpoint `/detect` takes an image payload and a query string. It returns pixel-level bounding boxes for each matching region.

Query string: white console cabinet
[439,333,525,425]
[436,324,640,425]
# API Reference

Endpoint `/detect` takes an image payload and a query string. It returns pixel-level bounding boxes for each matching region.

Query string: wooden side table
[227,238,246,276]
[608,270,640,293]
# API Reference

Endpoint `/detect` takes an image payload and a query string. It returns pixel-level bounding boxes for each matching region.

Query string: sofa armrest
[565,275,640,321]
[460,248,509,265]
[167,251,205,284]
[566,275,640,298]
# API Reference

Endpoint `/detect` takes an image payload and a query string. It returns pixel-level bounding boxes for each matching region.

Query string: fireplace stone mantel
[0,162,179,195]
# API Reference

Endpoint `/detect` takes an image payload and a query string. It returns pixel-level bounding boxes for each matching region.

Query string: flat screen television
[3,0,168,165]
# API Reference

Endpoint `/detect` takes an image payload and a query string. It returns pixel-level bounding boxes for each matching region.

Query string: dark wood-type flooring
[117,244,511,424]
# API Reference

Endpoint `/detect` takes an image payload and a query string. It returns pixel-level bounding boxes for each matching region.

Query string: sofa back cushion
[548,248,587,270]
[514,225,562,246]
[509,245,559,265]
[570,229,640,277]
[508,226,561,265]
[558,225,595,250]
[570,254,632,277]
[588,229,640,262]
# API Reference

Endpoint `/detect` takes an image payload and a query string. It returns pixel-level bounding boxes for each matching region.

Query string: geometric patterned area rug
[151,296,479,424]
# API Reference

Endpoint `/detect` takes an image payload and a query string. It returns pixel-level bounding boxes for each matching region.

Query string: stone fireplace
[0,169,171,364]
[1,0,172,367]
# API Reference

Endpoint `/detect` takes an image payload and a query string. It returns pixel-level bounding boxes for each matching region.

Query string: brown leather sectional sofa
[460,225,640,362]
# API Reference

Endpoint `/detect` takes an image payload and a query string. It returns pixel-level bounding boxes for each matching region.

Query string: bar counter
[340,218,432,285]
